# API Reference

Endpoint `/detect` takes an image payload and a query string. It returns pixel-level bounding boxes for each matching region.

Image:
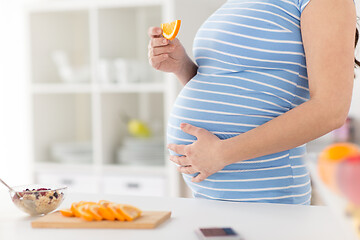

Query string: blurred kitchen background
[0,0,228,198]
[0,0,360,237]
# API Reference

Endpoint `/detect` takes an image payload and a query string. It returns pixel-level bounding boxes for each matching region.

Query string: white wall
[0,1,32,186]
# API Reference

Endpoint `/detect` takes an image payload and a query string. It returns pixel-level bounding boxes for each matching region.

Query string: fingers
[192,173,209,183]
[177,166,198,175]
[169,155,190,166]
[148,27,162,38]
[149,54,168,70]
[180,123,207,138]
[148,45,175,58]
[149,37,169,48]
[147,39,175,71]
[167,144,187,155]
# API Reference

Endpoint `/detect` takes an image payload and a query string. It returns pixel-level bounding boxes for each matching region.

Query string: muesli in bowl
[10,184,67,216]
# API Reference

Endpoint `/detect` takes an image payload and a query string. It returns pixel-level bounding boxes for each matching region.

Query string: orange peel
[59,209,74,217]
[161,20,181,40]
[98,205,115,221]
[107,203,125,221]
[115,204,142,221]
[77,205,93,221]
[87,204,103,221]
[61,200,142,222]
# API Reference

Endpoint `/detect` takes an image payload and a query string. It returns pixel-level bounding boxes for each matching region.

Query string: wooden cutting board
[31,211,171,229]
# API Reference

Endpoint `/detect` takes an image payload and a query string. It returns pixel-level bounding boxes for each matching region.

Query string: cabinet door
[36,172,99,194]
[103,175,166,197]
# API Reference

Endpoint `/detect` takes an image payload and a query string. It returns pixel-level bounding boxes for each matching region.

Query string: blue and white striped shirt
[167,0,313,204]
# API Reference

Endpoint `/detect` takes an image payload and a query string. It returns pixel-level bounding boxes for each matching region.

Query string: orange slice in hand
[161,20,181,40]
[77,205,94,221]
[87,204,103,221]
[59,209,74,217]
[115,204,142,221]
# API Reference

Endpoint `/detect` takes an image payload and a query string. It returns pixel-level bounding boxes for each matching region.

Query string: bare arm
[168,0,357,182]
[174,53,198,86]
[221,0,356,165]
[147,27,198,86]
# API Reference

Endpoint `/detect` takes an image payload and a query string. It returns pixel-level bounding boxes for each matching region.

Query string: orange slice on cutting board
[60,200,143,222]
[161,20,181,40]
[98,205,115,221]
[115,204,142,221]
[71,202,81,218]
[87,204,103,221]
[59,209,74,217]
[77,205,94,222]
[107,203,125,221]
[98,200,111,208]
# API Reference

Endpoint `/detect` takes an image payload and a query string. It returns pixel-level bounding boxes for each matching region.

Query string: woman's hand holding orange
[147,27,197,85]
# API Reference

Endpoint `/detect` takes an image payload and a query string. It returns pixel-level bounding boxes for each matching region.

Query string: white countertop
[306,154,358,240]
[0,190,354,240]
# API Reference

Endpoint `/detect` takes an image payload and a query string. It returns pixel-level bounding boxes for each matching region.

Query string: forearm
[174,56,198,86]
[221,98,350,165]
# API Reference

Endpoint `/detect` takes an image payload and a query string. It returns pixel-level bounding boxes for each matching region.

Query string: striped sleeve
[298,0,311,14]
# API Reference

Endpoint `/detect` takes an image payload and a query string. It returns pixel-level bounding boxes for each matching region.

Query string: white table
[306,154,359,240]
[0,190,352,240]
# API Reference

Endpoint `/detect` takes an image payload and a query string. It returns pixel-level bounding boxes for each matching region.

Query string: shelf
[32,83,93,94]
[29,10,90,84]
[33,94,92,163]
[99,83,165,93]
[33,162,166,175]
[102,164,166,175]
[34,162,96,173]
[31,83,165,94]
[27,0,224,198]
[100,93,165,164]
[26,0,163,12]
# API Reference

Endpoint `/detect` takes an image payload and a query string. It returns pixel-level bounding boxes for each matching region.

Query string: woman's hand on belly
[167,123,228,183]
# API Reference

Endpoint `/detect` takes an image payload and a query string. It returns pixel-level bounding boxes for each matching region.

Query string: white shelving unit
[26,0,225,198]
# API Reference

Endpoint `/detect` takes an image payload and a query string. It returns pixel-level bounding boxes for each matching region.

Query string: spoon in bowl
[0,178,22,198]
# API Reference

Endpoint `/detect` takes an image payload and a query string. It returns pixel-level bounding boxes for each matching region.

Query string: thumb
[180,123,206,138]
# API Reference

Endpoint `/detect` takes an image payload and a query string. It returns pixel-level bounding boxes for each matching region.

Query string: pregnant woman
[148,0,359,204]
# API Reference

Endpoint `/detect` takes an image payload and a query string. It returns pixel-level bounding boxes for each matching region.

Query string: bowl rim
[9,184,67,193]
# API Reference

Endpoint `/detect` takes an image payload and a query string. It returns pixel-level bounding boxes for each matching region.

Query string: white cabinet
[27,0,226,198]
[102,175,166,197]
[36,172,99,194]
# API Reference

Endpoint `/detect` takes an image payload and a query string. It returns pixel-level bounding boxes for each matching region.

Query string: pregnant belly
[165,74,311,204]
[167,74,291,147]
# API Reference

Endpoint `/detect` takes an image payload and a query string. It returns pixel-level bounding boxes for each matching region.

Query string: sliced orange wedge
[77,205,93,221]
[61,200,143,222]
[98,200,112,208]
[71,202,81,218]
[107,203,125,221]
[77,201,86,206]
[161,20,181,40]
[59,209,74,217]
[98,205,115,221]
[87,204,103,221]
[78,201,97,206]
[115,204,142,221]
